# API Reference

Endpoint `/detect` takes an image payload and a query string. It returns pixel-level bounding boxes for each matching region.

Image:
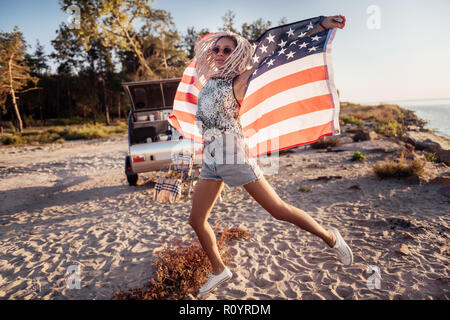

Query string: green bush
[375,119,404,137]
[340,114,364,126]
[351,151,366,162]
[424,152,439,163]
[20,131,41,137]
[298,185,312,192]
[62,126,106,140]
[37,131,62,144]
[109,122,128,134]
[392,107,405,119]
[0,134,22,145]
[8,122,17,133]
[58,124,126,140]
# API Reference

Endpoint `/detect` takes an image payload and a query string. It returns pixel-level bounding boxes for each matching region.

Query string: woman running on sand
[188,15,353,295]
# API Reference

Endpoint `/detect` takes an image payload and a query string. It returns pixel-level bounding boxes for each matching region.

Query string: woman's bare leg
[243,176,336,247]
[189,178,226,275]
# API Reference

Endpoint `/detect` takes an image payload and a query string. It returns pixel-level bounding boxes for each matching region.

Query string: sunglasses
[212,46,234,55]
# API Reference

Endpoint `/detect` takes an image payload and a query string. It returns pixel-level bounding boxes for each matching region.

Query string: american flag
[169,16,341,157]
[168,59,204,143]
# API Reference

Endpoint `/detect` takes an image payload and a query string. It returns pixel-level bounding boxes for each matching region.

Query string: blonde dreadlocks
[194,31,253,82]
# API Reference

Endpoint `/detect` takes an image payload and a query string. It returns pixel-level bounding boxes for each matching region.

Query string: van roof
[121,78,181,87]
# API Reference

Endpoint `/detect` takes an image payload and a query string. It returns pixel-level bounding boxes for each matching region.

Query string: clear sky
[1,0,450,103]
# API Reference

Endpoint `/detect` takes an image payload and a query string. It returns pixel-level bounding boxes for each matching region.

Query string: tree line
[0,0,286,132]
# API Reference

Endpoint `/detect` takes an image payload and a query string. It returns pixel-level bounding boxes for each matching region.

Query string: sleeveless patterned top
[195,77,244,139]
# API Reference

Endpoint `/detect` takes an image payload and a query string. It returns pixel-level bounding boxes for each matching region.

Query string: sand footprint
[275,242,290,251]
[335,284,355,299]
[226,289,247,299]
[269,268,285,282]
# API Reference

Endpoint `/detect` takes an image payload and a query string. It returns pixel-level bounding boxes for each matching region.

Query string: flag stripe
[177,82,200,95]
[170,109,196,124]
[245,108,334,147]
[242,94,333,132]
[174,91,198,105]
[183,66,196,76]
[242,65,327,113]
[241,80,331,127]
[248,122,332,157]
[180,75,196,85]
[242,53,325,103]
[170,59,203,142]
[172,101,197,113]
[177,120,203,142]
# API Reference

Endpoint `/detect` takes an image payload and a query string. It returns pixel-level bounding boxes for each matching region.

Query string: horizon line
[343,97,450,105]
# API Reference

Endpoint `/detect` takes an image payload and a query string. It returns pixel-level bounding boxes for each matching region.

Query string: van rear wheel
[125,156,138,186]
[127,173,138,186]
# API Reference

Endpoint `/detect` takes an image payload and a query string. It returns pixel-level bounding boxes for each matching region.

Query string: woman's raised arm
[233,67,255,102]
[306,15,347,36]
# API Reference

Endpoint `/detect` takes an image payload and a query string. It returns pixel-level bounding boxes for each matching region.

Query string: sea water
[392,99,450,139]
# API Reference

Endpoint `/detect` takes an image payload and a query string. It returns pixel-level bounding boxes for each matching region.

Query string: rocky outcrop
[436,149,450,165]
[352,129,379,142]
[414,139,442,153]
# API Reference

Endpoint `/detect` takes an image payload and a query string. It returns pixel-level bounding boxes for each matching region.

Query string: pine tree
[24,40,49,122]
[51,23,85,120]
[220,10,238,33]
[0,27,39,132]
[241,18,272,40]
[27,40,49,76]
[182,27,210,60]
[51,23,84,75]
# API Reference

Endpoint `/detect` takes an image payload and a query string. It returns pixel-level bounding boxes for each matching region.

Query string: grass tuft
[0,122,127,146]
[373,152,425,179]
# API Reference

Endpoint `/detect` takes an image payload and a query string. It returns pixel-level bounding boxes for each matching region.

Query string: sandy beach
[0,127,449,300]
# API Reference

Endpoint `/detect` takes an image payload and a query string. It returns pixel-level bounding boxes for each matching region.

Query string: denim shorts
[198,133,264,188]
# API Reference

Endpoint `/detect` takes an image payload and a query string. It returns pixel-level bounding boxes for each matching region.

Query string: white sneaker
[199,267,232,295]
[329,227,353,266]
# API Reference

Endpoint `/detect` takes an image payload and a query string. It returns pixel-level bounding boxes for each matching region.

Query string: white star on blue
[248,17,329,81]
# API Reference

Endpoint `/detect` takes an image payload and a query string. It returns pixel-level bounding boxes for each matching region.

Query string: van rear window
[131,84,164,109]
[128,80,181,110]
